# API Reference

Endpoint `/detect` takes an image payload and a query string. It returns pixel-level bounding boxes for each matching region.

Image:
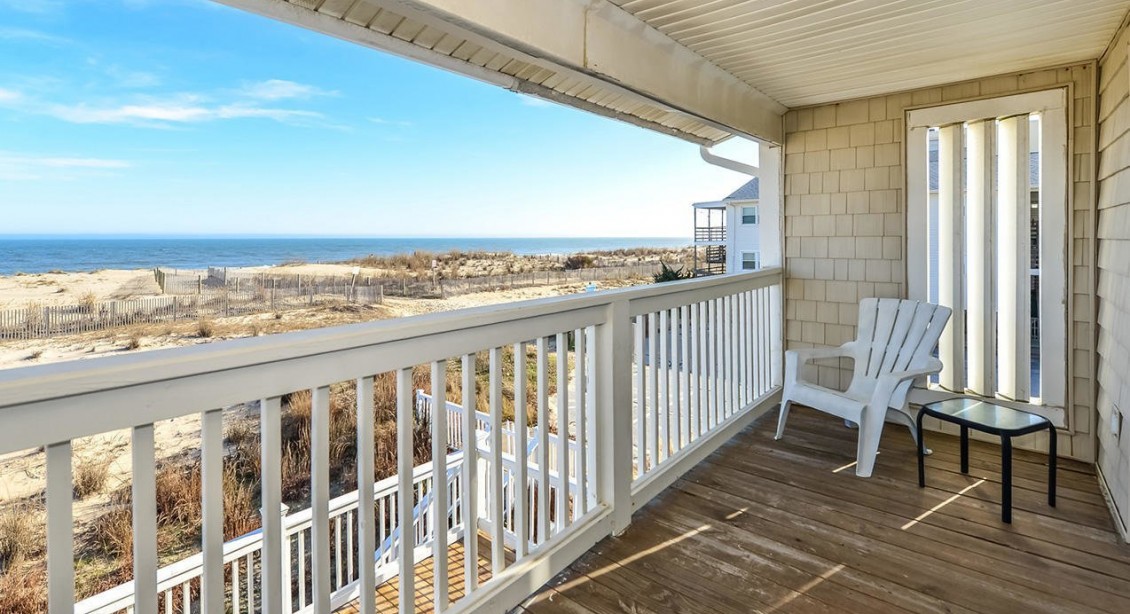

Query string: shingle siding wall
[1097,21,1130,535]
[783,64,1098,463]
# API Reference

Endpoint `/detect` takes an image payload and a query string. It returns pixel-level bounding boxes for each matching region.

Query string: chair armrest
[877,358,944,385]
[786,344,854,363]
[785,343,855,387]
[869,358,943,411]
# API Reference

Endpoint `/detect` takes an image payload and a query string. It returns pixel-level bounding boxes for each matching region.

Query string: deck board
[334,537,494,613]
[524,406,1130,614]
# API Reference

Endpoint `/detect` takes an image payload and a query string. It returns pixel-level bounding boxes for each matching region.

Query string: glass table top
[923,398,1049,431]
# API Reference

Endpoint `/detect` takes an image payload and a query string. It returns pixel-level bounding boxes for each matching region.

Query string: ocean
[0,236,691,275]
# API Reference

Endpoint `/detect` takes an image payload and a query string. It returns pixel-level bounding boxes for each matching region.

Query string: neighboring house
[691,177,762,275]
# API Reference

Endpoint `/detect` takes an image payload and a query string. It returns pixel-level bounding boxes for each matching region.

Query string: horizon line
[0,233,689,240]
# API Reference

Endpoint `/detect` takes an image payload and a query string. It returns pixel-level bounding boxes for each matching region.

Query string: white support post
[966,120,996,397]
[355,380,376,614]
[998,115,1031,401]
[937,123,966,392]
[201,409,225,614]
[596,299,633,535]
[312,386,332,614]
[46,441,74,614]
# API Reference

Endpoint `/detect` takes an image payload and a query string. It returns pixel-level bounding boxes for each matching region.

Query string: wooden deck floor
[335,538,495,613]
[521,406,1130,614]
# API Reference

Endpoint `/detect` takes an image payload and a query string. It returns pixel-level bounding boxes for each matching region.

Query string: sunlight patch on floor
[900,479,986,530]
[552,523,714,592]
[768,564,846,611]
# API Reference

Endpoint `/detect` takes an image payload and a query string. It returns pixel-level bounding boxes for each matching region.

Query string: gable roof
[724,177,760,202]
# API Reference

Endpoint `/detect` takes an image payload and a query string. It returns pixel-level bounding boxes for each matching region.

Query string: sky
[0,0,754,238]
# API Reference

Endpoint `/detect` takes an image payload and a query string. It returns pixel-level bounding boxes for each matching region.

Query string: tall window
[741,206,759,224]
[741,251,760,270]
[906,89,1067,413]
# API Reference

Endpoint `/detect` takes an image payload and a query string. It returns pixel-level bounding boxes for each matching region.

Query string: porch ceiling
[219,0,1129,145]
[218,0,771,145]
[611,0,1130,107]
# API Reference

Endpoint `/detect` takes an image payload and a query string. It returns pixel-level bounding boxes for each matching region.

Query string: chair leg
[894,410,932,456]
[855,406,886,478]
[774,398,793,440]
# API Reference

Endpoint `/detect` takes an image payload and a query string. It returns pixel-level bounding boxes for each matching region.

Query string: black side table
[917,398,1056,523]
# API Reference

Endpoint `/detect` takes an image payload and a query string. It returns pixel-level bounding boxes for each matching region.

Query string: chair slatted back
[852,298,951,383]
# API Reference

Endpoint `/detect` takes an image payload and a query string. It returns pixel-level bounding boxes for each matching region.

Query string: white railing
[0,268,781,614]
[75,454,465,614]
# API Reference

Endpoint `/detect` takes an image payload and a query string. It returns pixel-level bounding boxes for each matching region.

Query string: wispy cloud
[0,152,131,181]
[0,83,333,128]
[0,0,63,15]
[43,99,325,126]
[239,79,335,101]
[0,27,71,45]
[368,116,412,127]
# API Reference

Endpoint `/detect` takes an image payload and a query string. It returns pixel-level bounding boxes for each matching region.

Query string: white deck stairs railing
[0,268,783,614]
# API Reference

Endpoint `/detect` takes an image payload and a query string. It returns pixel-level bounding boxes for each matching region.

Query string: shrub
[0,505,37,571]
[126,332,142,350]
[73,457,111,499]
[563,254,595,270]
[80,292,99,314]
[0,563,47,613]
[653,262,691,283]
[196,318,215,338]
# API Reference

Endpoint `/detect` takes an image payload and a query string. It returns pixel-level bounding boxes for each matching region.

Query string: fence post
[595,297,633,535]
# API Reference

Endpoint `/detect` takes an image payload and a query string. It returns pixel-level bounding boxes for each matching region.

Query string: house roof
[724,177,760,202]
[692,177,759,209]
[927,149,1040,191]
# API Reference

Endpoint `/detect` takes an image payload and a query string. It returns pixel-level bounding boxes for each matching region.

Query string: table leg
[1048,423,1057,508]
[1001,435,1013,523]
[917,410,926,488]
[960,425,969,474]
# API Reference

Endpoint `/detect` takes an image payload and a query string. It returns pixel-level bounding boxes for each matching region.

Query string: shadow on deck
[522,406,1130,614]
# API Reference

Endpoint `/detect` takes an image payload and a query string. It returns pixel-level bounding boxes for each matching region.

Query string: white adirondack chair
[775,298,951,477]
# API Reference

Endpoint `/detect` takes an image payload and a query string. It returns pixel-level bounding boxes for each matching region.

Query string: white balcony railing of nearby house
[0,268,782,614]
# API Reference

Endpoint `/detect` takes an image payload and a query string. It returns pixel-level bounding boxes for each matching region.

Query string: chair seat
[786,379,866,421]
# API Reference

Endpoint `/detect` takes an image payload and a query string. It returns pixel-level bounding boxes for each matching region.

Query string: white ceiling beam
[383,0,785,143]
[217,0,785,144]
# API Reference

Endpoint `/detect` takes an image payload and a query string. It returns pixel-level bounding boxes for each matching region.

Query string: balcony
[0,269,784,614]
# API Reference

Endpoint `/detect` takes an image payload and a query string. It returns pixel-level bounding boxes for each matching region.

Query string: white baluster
[312,386,332,613]
[45,440,74,614]
[396,368,416,614]
[460,353,478,593]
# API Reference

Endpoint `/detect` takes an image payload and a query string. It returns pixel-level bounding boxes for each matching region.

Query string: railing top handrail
[0,268,781,454]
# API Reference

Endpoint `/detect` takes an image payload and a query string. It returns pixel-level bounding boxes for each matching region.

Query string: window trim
[905,87,1067,422]
[740,250,760,270]
[741,205,759,225]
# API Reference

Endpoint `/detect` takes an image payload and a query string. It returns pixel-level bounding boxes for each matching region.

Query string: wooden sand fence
[1,264,662,342]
